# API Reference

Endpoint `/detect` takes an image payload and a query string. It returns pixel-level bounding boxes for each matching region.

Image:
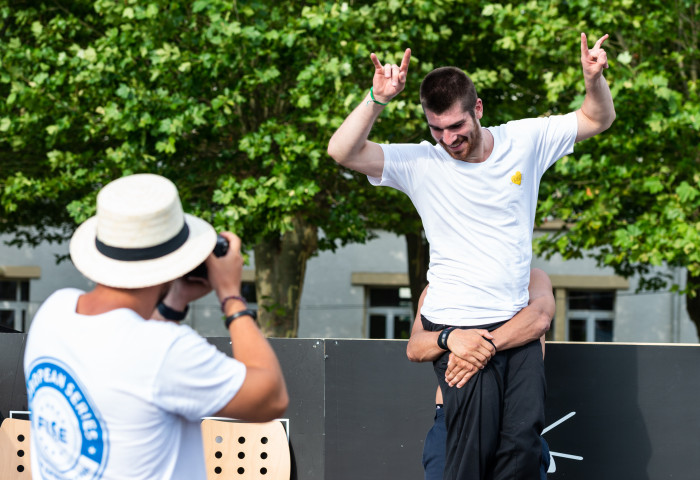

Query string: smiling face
[424,99,485,163]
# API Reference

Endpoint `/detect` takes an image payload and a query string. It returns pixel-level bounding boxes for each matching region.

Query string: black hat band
[95,223,190,261]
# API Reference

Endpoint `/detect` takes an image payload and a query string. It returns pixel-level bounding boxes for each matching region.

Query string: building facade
[1,231,698,343]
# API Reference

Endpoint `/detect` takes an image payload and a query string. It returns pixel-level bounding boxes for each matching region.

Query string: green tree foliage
[2,1,699,335]
[0,0,471,335]
[517,1,700,332]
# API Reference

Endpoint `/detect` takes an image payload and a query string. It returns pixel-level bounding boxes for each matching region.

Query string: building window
[366,287,413,339]
[567,290,615,342]
[0,279,30,332]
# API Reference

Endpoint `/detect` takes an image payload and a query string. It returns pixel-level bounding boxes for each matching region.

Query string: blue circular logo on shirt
[27,358,109,479]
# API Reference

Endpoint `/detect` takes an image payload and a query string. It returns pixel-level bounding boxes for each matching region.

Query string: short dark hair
[419,67,478,116]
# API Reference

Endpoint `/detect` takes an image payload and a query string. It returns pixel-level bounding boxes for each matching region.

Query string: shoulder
[490,113,577,138]
[157,323,228,361]
[381,140,447,162]
[32,288,84,324]
[43,288,84,305]
[382,139,439,151]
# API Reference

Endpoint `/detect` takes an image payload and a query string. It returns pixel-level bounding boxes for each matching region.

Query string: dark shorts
[422,405,551,480]
[422,406,447,480]
[423,316,547,480]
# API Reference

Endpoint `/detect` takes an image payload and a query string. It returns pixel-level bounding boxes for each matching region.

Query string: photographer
[24,174,288,480]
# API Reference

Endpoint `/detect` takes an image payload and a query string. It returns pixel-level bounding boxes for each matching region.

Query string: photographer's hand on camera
[206,231,244,311]
[165,277,212,310]
[154,272,213,322]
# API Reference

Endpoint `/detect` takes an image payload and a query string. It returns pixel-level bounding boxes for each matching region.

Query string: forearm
[151,283,198,321]
[406,328,444,362]
[327,93,385,176]
[224,298,283,376]
[579,74,615,132]
[490,300,552,352]
[225,299,288,417]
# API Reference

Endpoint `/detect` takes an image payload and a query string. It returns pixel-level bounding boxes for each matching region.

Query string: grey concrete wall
[298,231,408,338]
[532,253,698,343]
[3,231,698,343]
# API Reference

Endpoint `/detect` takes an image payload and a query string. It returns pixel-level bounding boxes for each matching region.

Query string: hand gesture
[445,352,479,388]
[370,48,411,104]
[206,232,244,301]
[580,32,610,81]
[446,328,496,369]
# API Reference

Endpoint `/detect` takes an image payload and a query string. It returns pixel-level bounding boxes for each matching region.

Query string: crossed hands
[445,328,496,388]
[581,32,610,81]
[370,48,411,104]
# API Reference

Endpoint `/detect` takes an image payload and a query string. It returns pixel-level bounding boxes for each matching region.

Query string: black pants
[424,317,546,480]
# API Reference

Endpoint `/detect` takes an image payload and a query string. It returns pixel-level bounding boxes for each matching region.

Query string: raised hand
[369,48,411,104]
[581,33,609,81]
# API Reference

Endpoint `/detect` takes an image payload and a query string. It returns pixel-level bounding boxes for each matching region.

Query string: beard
[440,126,484,162]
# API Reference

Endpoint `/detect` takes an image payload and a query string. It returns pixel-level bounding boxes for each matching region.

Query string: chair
[0,418,32,479]
[201,418,290,479]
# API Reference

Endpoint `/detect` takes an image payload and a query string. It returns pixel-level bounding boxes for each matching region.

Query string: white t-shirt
[371,112,577,326]
[24,288,247,480]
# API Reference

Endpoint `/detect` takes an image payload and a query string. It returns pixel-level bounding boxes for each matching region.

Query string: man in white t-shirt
[328,33,615,479]
[24,174,288,480]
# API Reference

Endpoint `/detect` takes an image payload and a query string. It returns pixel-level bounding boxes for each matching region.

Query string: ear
[474,98,483,120]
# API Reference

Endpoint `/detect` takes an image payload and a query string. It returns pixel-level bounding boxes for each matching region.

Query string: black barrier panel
[0,333,28,416]
[543,343,700,480]
[209,337,327,480]
[1,334,700,479]
[324,339,436,480]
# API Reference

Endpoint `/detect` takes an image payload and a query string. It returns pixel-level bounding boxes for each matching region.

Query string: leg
[422,406,447,480]
[492,339,546,480]
[540,436,551,479]
[434,350,505,480]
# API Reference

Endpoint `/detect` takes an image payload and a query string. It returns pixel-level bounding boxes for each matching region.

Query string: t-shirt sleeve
[534,111,578,174]
[152,327,246,421]
[368,142,431,196]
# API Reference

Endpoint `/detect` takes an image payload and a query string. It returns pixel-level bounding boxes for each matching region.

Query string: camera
[185,234,229,280]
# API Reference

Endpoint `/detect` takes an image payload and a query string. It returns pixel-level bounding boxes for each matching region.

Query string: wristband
[368,86,389,106]
[220,295,248,313]
[437,327,456,351]
[224,309,257,329]
[157,302,188,321]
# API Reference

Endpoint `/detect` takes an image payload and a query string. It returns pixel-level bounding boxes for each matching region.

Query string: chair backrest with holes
[0,418,32,479]
[201,419,290,480]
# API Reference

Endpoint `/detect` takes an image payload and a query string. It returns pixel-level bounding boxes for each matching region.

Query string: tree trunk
[254,215,318,338]
[405,230,430,318]
[685,270,700,340]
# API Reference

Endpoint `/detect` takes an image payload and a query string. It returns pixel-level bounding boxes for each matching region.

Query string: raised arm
[327,48,411,177]
[575,32,616,142]
[209,233,289,421]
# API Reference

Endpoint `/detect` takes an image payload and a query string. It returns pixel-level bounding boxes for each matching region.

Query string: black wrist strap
[486,338,498,352]
[437,327,456,351]
[157,302,188,321]
[224,309,257,329]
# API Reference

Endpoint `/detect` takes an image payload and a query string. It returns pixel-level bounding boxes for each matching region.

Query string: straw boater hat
[70,174,217,289]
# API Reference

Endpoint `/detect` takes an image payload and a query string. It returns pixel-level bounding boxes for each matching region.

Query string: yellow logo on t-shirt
[511,171,522,185]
